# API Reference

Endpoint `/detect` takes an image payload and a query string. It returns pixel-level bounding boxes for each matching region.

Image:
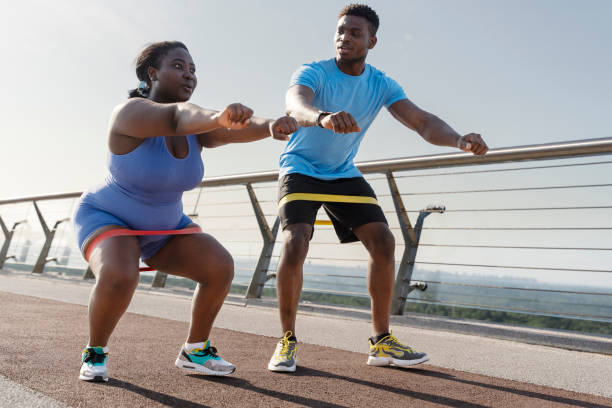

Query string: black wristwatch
[316,111,332,128]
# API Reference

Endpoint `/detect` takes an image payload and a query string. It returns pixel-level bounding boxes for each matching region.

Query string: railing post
[31,201,69,274]
[0,216,27,269]
[387,172,442,315]
[151,268,168,288]
[83,266,95,280]
[245,183,280,298]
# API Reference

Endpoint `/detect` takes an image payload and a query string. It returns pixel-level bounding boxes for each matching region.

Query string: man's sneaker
[367,332,429,367]
[79,346,109,382]
[175,340,235,376]
[267,331,297,372]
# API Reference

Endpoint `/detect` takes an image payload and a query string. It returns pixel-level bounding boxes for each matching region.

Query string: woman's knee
[217,250,234,285]
[95,264,139,293]
[196,247,234,287]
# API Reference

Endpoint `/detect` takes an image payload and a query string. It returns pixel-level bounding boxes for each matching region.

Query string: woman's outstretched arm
[197,116,298,148]
[110,99,253,139]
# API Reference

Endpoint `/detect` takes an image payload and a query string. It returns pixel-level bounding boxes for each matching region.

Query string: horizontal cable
[418,243,612,251]
[266,268,366,283]
[235,267,256,272]
[230,280,251,287]
[300,286,369,297]
[309,241,371,246]
[392,159,612,179]
[205,186,247,193]
[204,227,260,232]
[388,205,612,214]
[303,272,365,280]
[196,201,251,207]
[418,226,612,231]
[195,214,255,219]
[252,185,278,191]
[377,183,612,197]
[415,261,612,274]
[414,280,612,297]
[301,280,370,290]
[218,240,262,244]
[417,289,605,309]
[406,298,612,321]
[197,199,276,207]
[305,256,368,262]
[266,254,363,262]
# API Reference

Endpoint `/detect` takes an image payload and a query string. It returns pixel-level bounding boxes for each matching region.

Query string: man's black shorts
[278,173,388,243]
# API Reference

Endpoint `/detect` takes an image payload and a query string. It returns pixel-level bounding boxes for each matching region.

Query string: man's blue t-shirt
[279,58,407,180]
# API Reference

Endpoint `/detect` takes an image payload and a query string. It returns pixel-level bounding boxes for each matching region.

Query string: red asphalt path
[1,292,611,408]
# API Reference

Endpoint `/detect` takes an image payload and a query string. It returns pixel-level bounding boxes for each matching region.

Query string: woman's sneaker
[175,340,235,376]
[267,331,297,372]
[367,332,429,367]
[79,346,109,382]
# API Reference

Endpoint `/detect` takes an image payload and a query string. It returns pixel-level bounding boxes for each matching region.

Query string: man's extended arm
[285,85,360,134]
[388,98,488,155]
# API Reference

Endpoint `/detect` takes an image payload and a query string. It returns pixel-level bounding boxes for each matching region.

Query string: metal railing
[1,137,612,322]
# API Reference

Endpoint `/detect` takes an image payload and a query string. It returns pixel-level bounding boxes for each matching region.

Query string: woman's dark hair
[128,41,189,98]
[338,4,379,36]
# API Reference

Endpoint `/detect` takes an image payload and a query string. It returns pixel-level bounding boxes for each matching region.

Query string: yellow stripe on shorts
[278,193,379,208]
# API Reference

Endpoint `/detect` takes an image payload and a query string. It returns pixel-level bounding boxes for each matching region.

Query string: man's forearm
[286,96,319,127]
[419,114,462,148]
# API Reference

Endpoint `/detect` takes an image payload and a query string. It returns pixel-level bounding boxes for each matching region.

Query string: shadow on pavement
[188,375,349,408]
[106,378,211,408]
[407,367,612,408]
[190,366,485,408]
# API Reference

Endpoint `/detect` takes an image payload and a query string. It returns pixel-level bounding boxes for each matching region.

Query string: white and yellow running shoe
[367,332,429,367]
[267,331,298,372]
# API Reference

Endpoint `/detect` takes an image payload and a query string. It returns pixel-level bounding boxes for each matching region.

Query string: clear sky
[1,0,610,198]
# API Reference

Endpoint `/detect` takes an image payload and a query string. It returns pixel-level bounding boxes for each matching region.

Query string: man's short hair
[338,4,380,36]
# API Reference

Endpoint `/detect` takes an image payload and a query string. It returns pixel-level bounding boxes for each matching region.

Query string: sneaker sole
[267,362,297,372]
[367,355,429,367]
[175,358,235,376]
[79,374,108,382]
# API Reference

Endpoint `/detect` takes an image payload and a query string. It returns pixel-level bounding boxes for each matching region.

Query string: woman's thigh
[144,232,233,283]
[88,232,141,280]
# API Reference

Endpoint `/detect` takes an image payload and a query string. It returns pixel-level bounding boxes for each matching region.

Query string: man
[268,4,488,372]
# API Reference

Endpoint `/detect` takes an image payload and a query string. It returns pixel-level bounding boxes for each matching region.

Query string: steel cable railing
[418,226,612,230]
[414,261,612,274]
[404,298,612,322]
[376,159,612,180]
[417,243,612,251]
[377,183,612,197]
[412,280,612,297]
[1,138,612,327]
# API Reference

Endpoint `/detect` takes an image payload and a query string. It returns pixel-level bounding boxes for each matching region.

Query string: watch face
[317,111,330,127]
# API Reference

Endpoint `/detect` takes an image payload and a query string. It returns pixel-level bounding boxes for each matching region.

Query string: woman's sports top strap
[85,226,202,261]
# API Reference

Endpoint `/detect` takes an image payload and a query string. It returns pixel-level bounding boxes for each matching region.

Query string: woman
[74,41,297,381]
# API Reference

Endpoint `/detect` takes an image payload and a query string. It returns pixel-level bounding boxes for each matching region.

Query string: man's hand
[269,116,299,141]
[458,133,488,155]
[320,111,361,134]
[215,103,253,129]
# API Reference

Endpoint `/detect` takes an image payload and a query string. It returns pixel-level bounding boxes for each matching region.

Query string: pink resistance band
[85,226,202,271]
